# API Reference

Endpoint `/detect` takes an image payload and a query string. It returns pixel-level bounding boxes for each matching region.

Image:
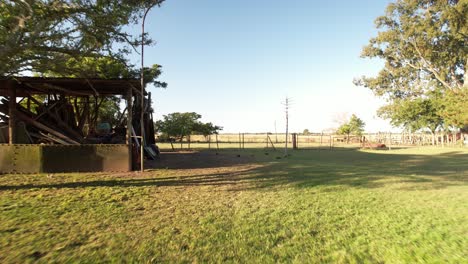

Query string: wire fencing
[156,132,466,151]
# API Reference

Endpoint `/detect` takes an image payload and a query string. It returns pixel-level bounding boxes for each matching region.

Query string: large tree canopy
[337,114,365,143]
[0,0,164,76]
[377,94,443,134]
[355,0,467,131]
[47,56,167,88]
[155,112,222,141]
[356,0,466,96]
[440,87,468,131]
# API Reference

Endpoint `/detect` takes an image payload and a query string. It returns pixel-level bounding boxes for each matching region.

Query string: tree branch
[464,58,468,88]
[410,41,454,90]
[450,67,463,88]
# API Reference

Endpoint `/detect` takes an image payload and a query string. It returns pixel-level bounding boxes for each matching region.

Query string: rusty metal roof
[0,77,140,97]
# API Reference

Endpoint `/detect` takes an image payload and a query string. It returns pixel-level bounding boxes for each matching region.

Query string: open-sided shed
[0,77,145,173]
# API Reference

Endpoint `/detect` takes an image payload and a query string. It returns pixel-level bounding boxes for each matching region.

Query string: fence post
[320,133,323,149]
[292,133,297,149]
[388,132,392,150]
[242,133,245,149]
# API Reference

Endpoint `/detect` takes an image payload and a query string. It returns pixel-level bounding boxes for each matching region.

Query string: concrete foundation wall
[0,144,129,173]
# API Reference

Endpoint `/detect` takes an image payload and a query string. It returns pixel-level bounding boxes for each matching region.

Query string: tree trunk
[431,131,435,146]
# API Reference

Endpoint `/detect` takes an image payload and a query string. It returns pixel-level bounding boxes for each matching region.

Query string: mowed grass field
[0,146,467,263]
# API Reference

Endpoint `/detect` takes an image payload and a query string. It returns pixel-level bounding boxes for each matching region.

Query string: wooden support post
[292,133,297,149]
[8,81,16,145]
[320,133,323,149]
[126,87,133,171]
[388,132,392,150]
[242,133,245,149]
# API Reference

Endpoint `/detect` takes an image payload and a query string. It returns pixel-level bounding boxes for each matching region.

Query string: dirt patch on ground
[146,150,256,170]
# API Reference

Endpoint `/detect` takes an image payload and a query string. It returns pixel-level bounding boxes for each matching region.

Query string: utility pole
[140,3,159,173]
[282,97,291,156]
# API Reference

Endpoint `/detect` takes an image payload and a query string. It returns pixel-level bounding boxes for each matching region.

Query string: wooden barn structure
[0,77,156,173]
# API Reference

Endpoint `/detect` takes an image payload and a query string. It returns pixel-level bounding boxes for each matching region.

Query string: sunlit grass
[0,147,467,262]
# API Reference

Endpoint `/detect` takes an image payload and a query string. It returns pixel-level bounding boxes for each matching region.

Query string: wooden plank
[34,101,59,120]
[13,109,80,144]
[29,131,71,145]
[11,98,84,143]
[48,107,83,142]
[43,83,92,96]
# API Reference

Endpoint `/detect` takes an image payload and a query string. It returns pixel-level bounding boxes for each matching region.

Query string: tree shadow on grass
[0,167,262,191]
[0,149,466,191]
[240,149,468,191]
[146,150,255,169]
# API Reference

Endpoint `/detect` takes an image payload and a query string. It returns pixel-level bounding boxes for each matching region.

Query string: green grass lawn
[0,147,467,263]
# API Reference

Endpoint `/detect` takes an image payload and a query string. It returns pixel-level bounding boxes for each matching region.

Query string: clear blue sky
[130,0,395,133]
